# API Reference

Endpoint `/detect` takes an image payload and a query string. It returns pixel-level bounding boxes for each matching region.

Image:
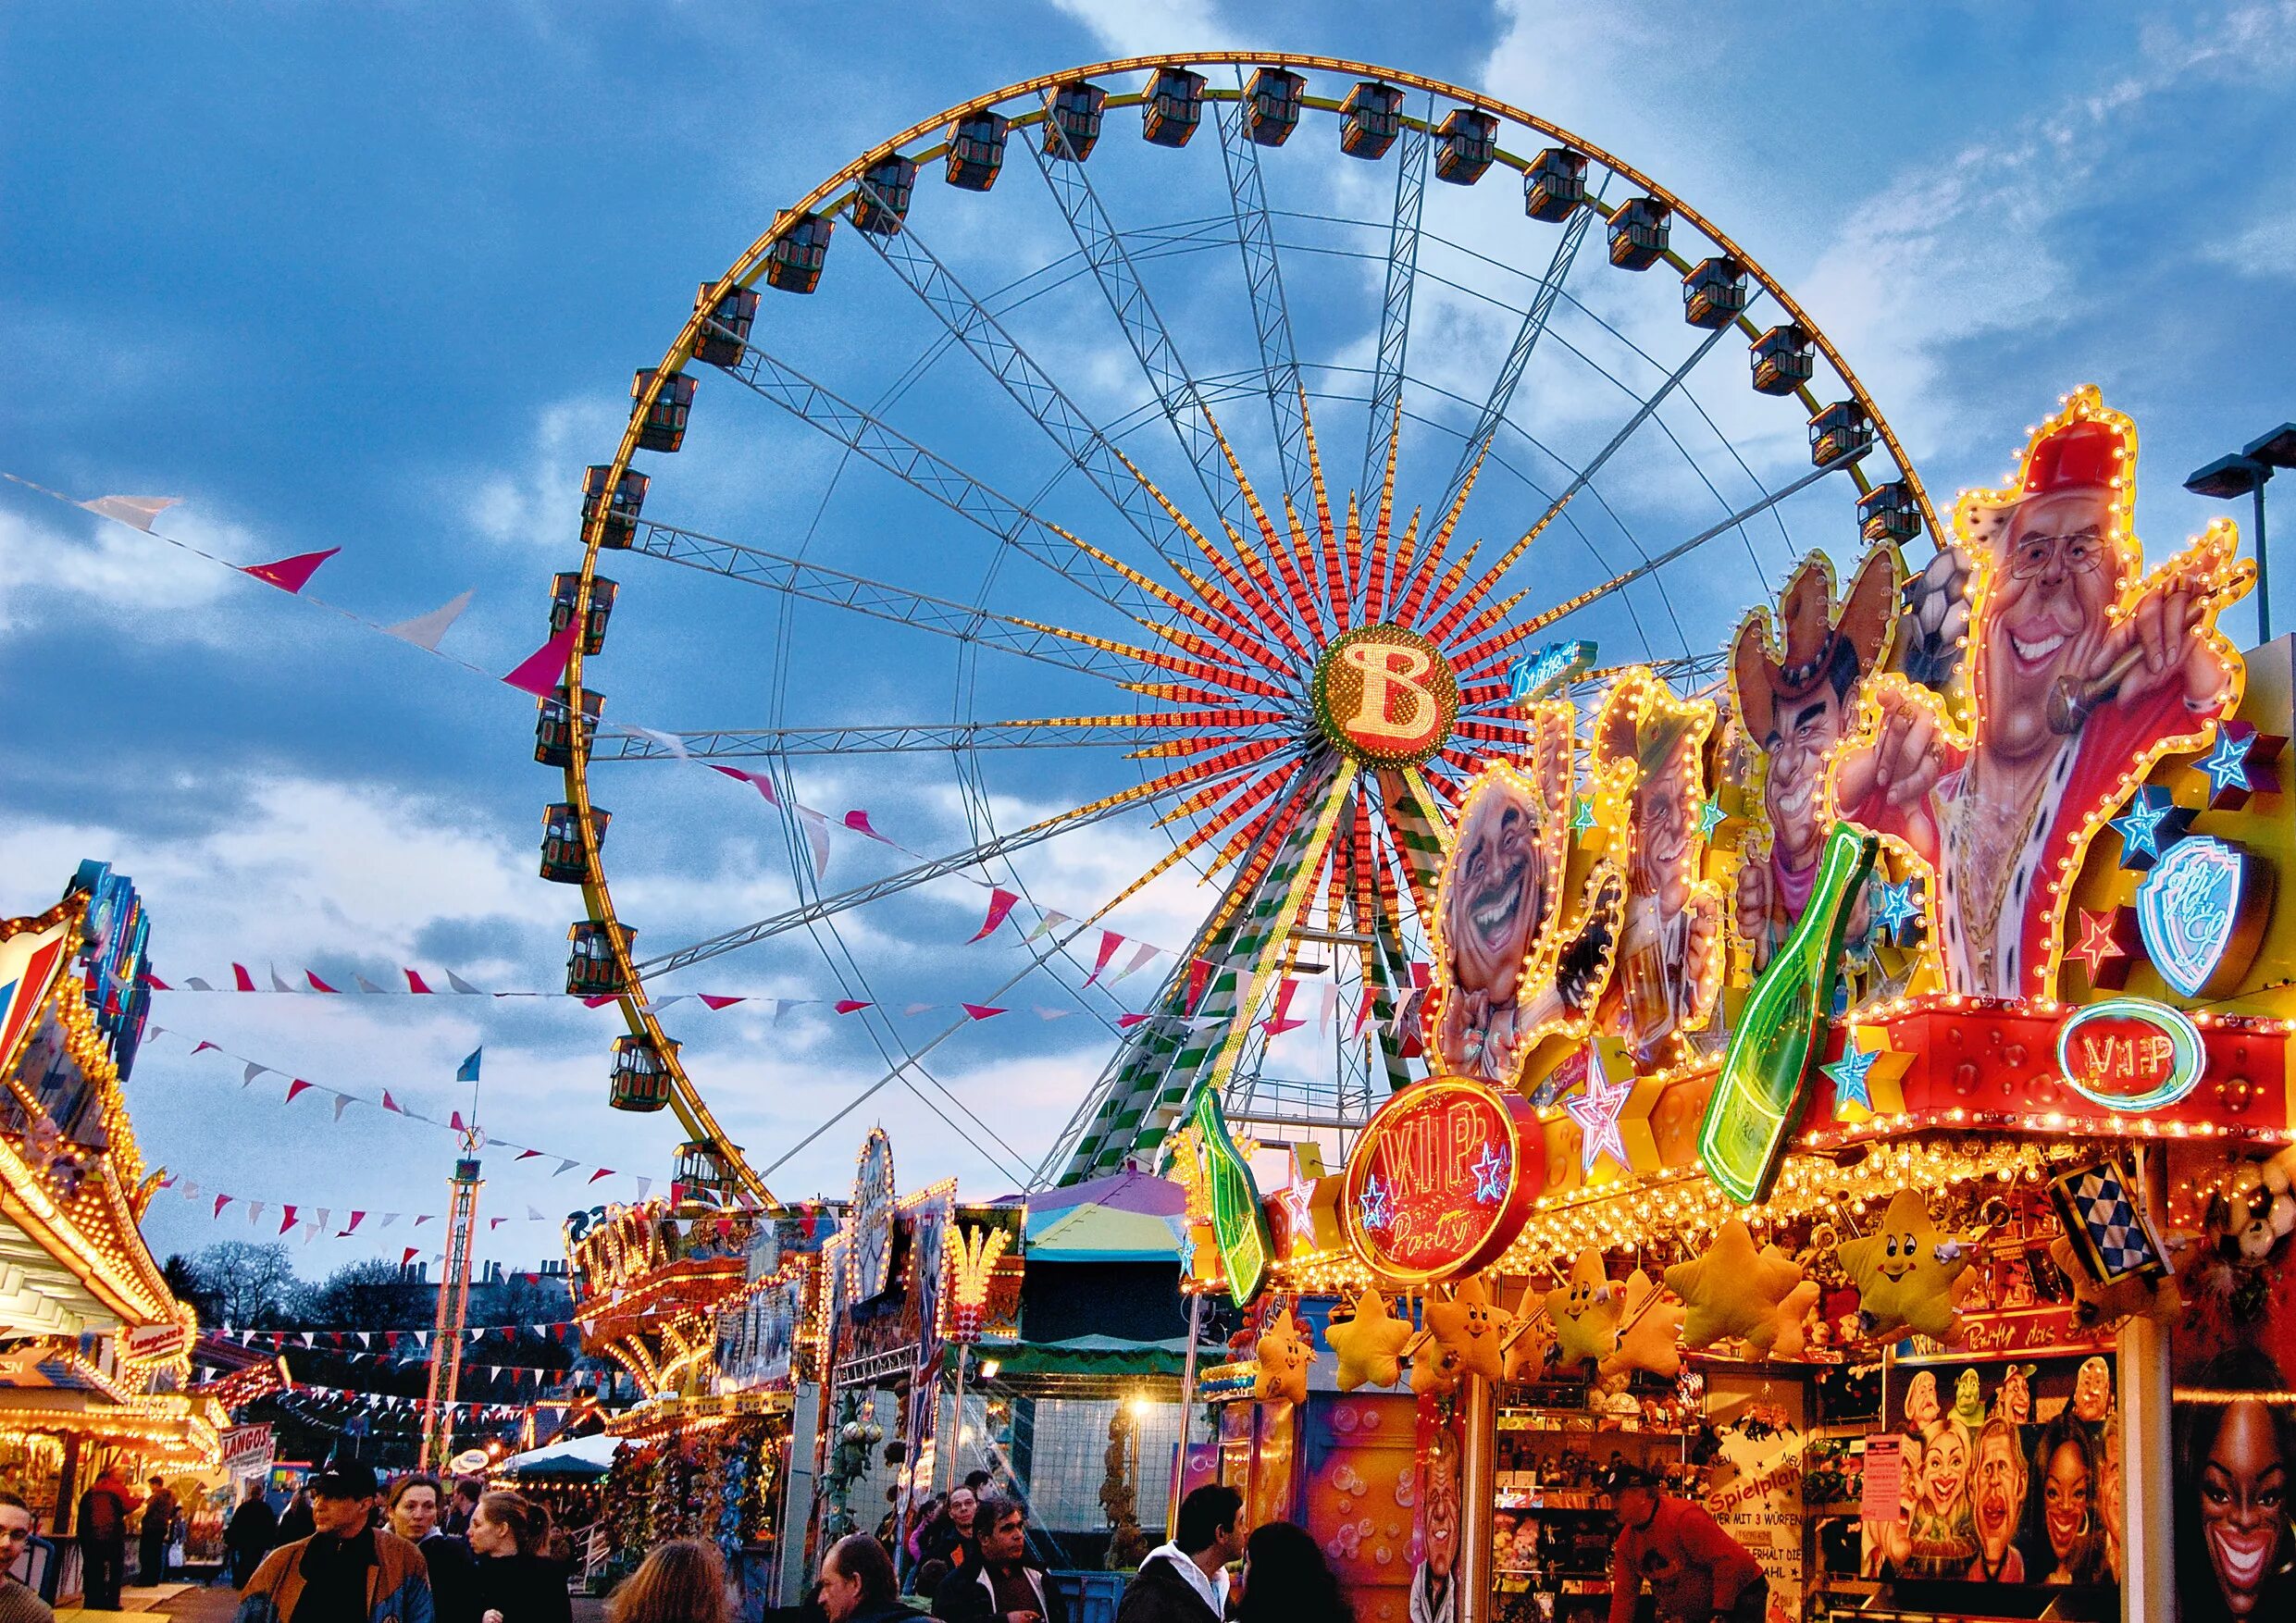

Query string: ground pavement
[100,1579,609,1623]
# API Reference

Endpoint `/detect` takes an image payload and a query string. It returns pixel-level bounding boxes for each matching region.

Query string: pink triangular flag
[1085,932,1124,985]
[709,764,778,806]
[969,888,1021,943]
[962,1004,1006,1021]
[588,1168,615,1184]
[1261,977,1304,1036]
[242,547,340,594]
[1117,1013,1151,1029]
[214,1195,234,1219]
[285,1078,315,1103]
[306,969,341,993]
[279,1206,299,1234]
[698,995,744,1010]
[515,1148,542,1162]
[232,963,257,992]
[502,625,580,696]
[833,999,870,1014]
[405,968,435,994]
[843,810,894,844]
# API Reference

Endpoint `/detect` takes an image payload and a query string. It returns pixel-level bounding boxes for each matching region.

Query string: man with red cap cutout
[1832,389,2248,998]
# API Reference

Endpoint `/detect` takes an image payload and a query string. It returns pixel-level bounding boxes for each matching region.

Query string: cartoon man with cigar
[1831,389,2251,998]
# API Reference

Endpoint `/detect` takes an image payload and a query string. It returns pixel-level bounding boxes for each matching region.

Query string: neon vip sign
[1343,1076,1541,1284]
[2055,997,2206,1112]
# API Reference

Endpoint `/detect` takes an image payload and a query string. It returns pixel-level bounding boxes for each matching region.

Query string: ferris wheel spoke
[1433,173,1609,530]
[705,342,1155,621]
[1211,79,1311,511]
[626,519,1146,687]
[632,784,1182,979]
[1027,103,1247,536]
[591,718,1249,760]
[1359,101,1431,502]
[845,184,1203,579]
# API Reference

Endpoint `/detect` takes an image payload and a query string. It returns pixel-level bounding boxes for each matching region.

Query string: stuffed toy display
[1324,1289,1415,1392]
[1837,1190,1980,1342]
[1544,1247,1624,1372]
[1251,1307,1311,1404]
[1598,1267,1685,1381]
[1664,1218,1818,1357]
[1422,1276,1514,1382]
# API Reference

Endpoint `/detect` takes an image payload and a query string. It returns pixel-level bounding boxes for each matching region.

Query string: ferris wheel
[540,53,1939,1208]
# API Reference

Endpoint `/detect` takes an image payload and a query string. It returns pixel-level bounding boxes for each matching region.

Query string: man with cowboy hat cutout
[1731,547,1898,973]
[1831,388,2249,999]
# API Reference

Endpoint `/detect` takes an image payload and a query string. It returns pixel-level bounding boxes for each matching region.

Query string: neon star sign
[1564,1069,1634,1175]
[2108,786,2187,870]
[1822,1043,1880,1116]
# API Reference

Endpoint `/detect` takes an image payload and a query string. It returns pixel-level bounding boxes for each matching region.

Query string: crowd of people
[809,1482,1351,1623]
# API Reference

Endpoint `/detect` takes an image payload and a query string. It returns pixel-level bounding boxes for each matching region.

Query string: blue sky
[5,1,2293,1276]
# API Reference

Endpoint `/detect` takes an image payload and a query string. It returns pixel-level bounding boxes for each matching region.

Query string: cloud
[0,505,236,637]
[453,395,627,552]
[1045,0,1238,57]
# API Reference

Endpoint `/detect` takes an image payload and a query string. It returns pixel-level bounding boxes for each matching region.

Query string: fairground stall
[1176,394,2296,1623]
[566,1176,829,1605]
[0,863,222,1592]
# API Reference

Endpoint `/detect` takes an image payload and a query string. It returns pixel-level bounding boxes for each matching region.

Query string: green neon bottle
[1698,821,1879,1204]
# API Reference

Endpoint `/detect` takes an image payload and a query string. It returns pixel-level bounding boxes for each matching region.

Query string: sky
[4,1,2293,1278]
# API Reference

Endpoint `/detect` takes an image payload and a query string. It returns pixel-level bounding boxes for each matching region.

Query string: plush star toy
[1409,1336,1464,1398]
[1664,1220,1816,1357]
[1251,1307,1310,1404]
[1324,1289,1415,1392]
[1598,1268,1685,1381]
[2048,1233,2184,1329]
[1503,1307,1556,1381]
[1837,1190,1980,1342]
[1543,1247,1623,1372]
[1422,1276,1514,1382]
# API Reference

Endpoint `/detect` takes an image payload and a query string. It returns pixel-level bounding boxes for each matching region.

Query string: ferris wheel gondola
[539,54,1940,1209]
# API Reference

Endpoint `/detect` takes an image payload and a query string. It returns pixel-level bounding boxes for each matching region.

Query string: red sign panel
[1343,1076,1542,1283]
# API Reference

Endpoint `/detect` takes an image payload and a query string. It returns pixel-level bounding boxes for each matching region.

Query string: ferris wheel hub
[1310,624,1458,769]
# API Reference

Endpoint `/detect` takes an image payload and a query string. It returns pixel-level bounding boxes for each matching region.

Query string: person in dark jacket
[931,1497,1065,1623]
[141,1477,179,1584]
[232,1462,433,1623]
[277,1491,316,1546]
[388,1477,476,1623]
[814,1534,907,1623]
[466,1493,569,1623]
[225,1485,280,1590]
[1116,1486,1240,1623]
[77,1467,136,1610]
[1234,1521,1348,1623]
[917,1487,979,1582]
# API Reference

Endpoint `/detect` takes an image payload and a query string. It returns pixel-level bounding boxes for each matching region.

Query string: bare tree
[188,1241,297,1327]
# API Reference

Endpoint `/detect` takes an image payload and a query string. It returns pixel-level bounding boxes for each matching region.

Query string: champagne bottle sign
[1698,821,1879,1204]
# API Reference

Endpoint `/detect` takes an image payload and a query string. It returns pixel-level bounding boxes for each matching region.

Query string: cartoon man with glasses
[1832,390,2248,998]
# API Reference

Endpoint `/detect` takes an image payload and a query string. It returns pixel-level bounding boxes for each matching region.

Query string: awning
[498,1431,621,1480]
[950,1334,1219,1380]
[1024,1169,1188,1261]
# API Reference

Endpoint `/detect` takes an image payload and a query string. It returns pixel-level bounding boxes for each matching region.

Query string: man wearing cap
[1833,390,2247,998]
[1607,1467,1765,1623]
[234,1463,433,1623]
[1731,549,1896,972]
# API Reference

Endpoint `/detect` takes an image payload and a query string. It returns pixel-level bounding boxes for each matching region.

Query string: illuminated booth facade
[1171,392,2296,1623]
[0,864,221,1593]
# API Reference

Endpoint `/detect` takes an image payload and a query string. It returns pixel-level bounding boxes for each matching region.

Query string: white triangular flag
[446,970,485,995]
[383,588,475,651]
[79,495,180,531]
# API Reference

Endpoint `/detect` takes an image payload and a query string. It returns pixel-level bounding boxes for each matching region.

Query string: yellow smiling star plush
[1838,1190,1980,1342]
[1324,1289,1415,1391]
[1543,1247,1622,1372]
[1597,1268,1684,1381]
[1422,1276,1514,1383]
[1251,1307,1310,1404]
[1665,1219,1820,1358]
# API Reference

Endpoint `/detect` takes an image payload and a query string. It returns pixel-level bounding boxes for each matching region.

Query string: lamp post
[2185,423,2296,645]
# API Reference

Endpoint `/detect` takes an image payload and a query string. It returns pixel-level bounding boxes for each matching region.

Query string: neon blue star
[2199,727,2256,799]
[1469,1143,1510,1204]
[1871,878,1922,937]
[2109,786,2177,866]
[1570,796,1595,834]
[1697,799,1727,838]
[1824,1043,1880,1115]
[1358,1174,1393,1233]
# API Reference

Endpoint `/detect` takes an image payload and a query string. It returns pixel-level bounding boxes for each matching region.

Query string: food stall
[1175,392,2296,1623]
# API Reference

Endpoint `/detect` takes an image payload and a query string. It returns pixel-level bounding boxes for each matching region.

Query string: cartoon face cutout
[2073,1357,2112,1423]
[2199,1398,2287,1617]
[1905,1370,1941,1430]
[1974,1420,2029,1561]
[2043,1435,2093,1561]
[1999,1365,2032,1425]
[1954,1368,1985,1426]
[1921,1420,1971,1519]
[1980,481,2121,767]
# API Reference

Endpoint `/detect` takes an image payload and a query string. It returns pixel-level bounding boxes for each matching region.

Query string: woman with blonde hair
[607,1539,729,1623]
[469,1491,572,1623]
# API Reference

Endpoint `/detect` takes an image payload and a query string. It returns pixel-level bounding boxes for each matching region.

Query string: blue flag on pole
[456,1047,482,1084]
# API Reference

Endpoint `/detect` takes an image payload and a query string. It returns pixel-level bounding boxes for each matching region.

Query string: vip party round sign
[1343,1075,1542,1283]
